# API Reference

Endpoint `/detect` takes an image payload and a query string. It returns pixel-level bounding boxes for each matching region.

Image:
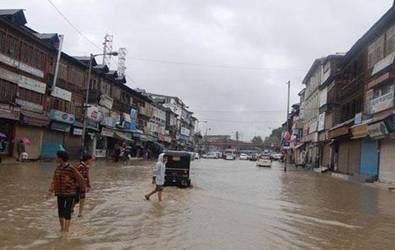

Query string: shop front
[15,110,49,159]
[0,104,20,157]
[370,116,395,184]
[64,121,83,160]
[42,109,75,159]
[97,111,119,159]
[328,119,360,174]
[350,122,379,178]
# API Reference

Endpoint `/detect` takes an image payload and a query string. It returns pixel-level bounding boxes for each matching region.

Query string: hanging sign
[51,86,72,102]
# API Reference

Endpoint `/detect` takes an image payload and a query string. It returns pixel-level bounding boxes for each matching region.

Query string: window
[100,81,110,95]
[368,35,385,69]
[0,30,5,52]
[0,79,17,102]
[386,24,395,54]
[5,35,19,59]
[69,67,84,87]
[51,97,71,113]
[32,50,44,70]
[18,88,43,105]
[59,63,68,80]
[373,83,394,98]
[20,43,33,65]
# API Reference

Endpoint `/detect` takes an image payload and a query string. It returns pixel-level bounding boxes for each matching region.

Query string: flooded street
[1,159,395,250]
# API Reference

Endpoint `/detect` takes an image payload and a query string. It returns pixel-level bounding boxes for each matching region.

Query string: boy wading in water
[145,153,167,202]
[74,154,92,217]
[48,150,85,233]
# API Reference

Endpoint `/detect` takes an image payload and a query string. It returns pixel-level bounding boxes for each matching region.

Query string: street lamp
[80,52,119,156]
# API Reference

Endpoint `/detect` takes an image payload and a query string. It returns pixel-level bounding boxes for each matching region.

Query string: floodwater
[1,159,395,250]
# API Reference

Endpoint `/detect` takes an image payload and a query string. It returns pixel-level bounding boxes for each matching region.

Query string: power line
[199,118,282,124]
[46,0,306,73]
[47,0,101,51]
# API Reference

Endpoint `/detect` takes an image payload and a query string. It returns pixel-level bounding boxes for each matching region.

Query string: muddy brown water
[0,159,395,250]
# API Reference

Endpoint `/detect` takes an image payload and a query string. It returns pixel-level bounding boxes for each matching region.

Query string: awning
[114,131,132,141]
[295,143,305,150]
[0,104,20,120]
[351,122,369,140]
[20,110,49,127]
[368,121,389,139]
[328,118,354,139]
[101,127,115,138]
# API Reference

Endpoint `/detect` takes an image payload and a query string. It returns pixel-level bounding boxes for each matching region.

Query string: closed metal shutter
[379,138,395,184]
[348,140,361,175]
[337,142,349,174]
[41,130,64,159]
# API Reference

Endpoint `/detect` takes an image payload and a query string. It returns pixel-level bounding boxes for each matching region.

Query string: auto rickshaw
[164,150,191,187]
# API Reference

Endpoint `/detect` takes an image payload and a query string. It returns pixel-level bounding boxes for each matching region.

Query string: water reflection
[0,160,394,249]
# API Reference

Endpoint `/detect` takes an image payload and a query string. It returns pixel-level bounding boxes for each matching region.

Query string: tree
[251,136,264,146]
[263,127,285,148]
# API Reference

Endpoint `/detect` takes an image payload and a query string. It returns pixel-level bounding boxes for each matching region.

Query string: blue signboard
[130,108,138,130]
[49,109,75,125]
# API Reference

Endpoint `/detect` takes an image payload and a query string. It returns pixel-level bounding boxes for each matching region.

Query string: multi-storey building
[300,58,324,167]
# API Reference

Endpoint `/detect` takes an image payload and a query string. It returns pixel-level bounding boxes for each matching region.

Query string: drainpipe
[51,34,64,92]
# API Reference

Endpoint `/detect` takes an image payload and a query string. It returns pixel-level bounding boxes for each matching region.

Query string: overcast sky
[0,0,392,140]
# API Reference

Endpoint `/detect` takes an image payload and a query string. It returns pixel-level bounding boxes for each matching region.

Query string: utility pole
[236,131,239,154]
[284,80,291,172]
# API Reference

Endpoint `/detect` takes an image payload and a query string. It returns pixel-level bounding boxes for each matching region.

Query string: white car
[225,153,236,160]
[256,156,272,167]
[202,152,218,159]
[194,153,200,160]
[239,153,249,160]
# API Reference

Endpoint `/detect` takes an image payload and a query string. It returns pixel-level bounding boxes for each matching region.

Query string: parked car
[225,153,236,160]
[271,153,284,161]
[239,153,249,160]
[194,153,200,160]
[249,154,258,161]
[202,152,218,159]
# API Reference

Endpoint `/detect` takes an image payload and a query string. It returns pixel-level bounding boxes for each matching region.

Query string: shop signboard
[102,116,116,128]
[370,87,394,114]
[130,108,138,130]
[181,127,190,136]
[368,122,388,139]
[123,113,132,123]
[51,87,72,102]
[0,103,20,120]
[49,109,75,124]
[101,127,114,137]
[15,98,43,112]
[87,105,101,122]
[0,67,46,94]
[0,52,44,78]
[99,95,113,109]
[50,122,71,133]
[72,128,83,136]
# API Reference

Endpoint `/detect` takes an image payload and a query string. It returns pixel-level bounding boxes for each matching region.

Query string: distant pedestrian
[74,154,93,217]
[145,153,167,202]
[48,150,85,233]
[16,139,26,161]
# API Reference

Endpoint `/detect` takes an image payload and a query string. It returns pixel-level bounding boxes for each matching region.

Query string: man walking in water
[145,153,167,202]
[48,150,85,233]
